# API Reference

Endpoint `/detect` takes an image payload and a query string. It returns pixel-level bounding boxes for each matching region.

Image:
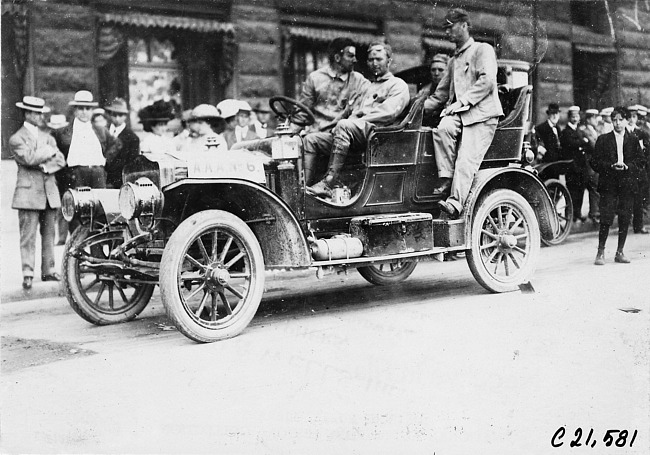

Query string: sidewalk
[0,158,605,303]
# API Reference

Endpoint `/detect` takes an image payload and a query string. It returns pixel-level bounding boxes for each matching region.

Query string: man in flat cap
[626,105,650,233]
[10,96,66,289]
[424,8,503,218]
[54,90,117,194]
[561,105,587,222]
[105,97,140,189]
[420,53,450,128]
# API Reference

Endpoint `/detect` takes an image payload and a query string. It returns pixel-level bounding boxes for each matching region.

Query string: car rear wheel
[159,210,265,343]
[467,189,540,293]
[62,225,155,325]
[357,260,417,285]
[541,179,573,246]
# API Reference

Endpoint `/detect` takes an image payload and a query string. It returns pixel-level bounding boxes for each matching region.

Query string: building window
[128,37,181,131]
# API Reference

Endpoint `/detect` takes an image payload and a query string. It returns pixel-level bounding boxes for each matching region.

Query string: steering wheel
[269,96,316,127]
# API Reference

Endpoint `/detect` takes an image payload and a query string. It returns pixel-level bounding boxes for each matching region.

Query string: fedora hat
[104,97,129,114]
[47,114,69,129]
[69,90,99,107]
[16,96,51,114]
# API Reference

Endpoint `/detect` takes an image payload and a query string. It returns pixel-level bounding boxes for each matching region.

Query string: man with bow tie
[424,8,503,218]
[535,103,564,178]
[10,96,66,289]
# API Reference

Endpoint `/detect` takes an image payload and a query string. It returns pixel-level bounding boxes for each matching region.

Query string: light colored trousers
[433,114,498,213]
[18,208,58,277]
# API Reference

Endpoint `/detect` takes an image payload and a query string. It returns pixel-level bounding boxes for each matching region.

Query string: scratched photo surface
[1,1,649,453]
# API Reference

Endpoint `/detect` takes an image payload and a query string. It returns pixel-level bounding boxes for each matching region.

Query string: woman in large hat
[138,100,176,154]
[177,104,227,153]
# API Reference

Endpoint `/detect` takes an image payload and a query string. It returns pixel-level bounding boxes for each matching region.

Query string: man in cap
[54,90,117,192]
[420,53,450,128]
[580,108,601,222]
[534,103,564,177]
[10,96,66,289]
[561,105,587,222]
[307,42,410,198]
[591,107,644,264]
[299,37,370,185]
[219,100,259,149]
[424,8,504,218]
[626,105,650,233]
[104,98,140,189]
[179,104,227,152]
[598,107,614,135]
[251,102,274,138]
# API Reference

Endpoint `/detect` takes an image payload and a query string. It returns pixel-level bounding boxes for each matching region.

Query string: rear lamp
[522,141,535,164]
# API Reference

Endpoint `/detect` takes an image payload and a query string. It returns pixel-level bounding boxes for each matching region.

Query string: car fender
[163,178,312,268]
[463,167,558,242]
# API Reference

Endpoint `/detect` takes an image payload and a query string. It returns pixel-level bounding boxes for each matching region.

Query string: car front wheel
[159,210,265,343]
[466,189,540,293]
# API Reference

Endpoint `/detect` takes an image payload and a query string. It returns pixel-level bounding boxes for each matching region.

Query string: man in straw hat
[626,105,650,233]
[424,8,504,218]
[9,96,66,289]
[53,90,117,193]
[104,97,140,188]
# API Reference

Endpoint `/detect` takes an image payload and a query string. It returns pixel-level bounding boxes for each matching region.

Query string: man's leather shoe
[594,250,605,266]
[306,180,333,199]
[22,277,33,290]
[614,252,630,263]
[432,178,452,198]
[438,200,460,219]
[41,272,61,282]
[634,227,649,234]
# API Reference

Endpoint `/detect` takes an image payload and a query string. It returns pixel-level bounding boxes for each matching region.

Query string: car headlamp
[522,141,535,164]
[118,178,163,227]
[61,187,95,222]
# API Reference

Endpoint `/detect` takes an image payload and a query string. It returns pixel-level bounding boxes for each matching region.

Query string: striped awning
[101,12,234,34]
[286,25,382,45]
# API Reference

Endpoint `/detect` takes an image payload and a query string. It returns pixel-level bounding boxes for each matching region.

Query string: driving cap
[216,99,240,119]
[69,90,99,107]
[190,104,221,120]
[567,105,580,113]
[599,107,613,116]
[16,95,51,113]
[443,8,470,28]
[47,114,68,129]
[431,53,450,65]
[104,97,129,114]
[546,103,560,114]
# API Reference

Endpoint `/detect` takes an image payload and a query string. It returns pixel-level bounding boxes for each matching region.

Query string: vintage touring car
[61,76,557,343]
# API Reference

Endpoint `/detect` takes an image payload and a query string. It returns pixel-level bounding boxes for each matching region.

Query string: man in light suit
[424,8,503,218]
[9,96,66,289]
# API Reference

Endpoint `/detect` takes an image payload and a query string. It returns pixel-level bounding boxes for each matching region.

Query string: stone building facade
[2,0,649,158]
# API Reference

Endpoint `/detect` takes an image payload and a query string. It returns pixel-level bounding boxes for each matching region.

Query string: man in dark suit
[53,90,117,191]
[535,103,564,178]
[561,105,587,222]
[590,107,644,265]
[9,96,66,289]
[626,105,649,234]
[424,8,504,218]
[104,98,140,188]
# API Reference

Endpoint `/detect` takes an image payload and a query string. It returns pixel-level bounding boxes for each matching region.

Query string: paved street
[1,226,649,454]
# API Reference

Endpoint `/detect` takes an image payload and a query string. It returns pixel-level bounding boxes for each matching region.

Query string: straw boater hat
[69,90,99,107]
[599,107,613,116]
[190,104,221,120]
[638,106,647,117]
[567,105,581,113]
[16,96,51,113]
[236,100,253,113]
[104,97,129,115]
[585,109,599,116]
[47,114,69,129]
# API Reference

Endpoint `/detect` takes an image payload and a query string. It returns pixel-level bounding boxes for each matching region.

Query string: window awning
[101,12,234,34]
[286,25,382,45]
